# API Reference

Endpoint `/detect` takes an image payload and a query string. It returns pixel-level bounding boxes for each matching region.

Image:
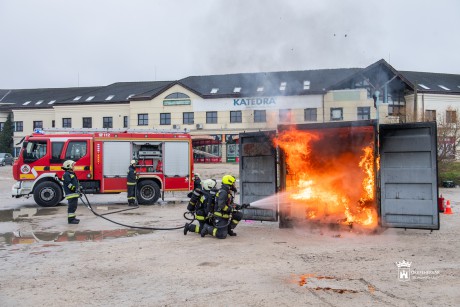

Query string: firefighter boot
[200,224,213,237]
[68,218,80,224]
[227,225,236,237]
[184,223,189,235]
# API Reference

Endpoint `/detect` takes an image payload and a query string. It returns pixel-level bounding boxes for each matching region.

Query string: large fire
[273,127,379,229]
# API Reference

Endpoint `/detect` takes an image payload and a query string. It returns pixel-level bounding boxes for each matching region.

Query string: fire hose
[78,189,185,231]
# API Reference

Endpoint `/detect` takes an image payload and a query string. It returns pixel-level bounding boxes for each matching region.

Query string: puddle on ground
[0,228,154,245]
[0,207,59,222]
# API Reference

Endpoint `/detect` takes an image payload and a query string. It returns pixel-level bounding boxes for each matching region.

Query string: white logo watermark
[395,260,440,281]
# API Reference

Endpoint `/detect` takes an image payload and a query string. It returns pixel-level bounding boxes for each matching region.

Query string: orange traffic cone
[444,200,453,214]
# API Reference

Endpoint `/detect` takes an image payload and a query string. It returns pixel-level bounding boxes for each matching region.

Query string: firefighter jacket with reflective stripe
[62,170,80,199]
[127,165,137,185]
[215,184,233,215]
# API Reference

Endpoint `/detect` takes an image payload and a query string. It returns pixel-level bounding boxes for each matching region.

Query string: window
[123,116,128,128]
[233,87,241,93]
[33,121,43,129]
[206,111,217,124]
[83,117,92,128]
[304,108,317,121]
[230,111,242,123]
[388,104,405,116]
[279,109,292,122]
[254,110,266,123]
[357,107,370,120]
[103,117,113,128]
[0,123,3,131]
[303,80,311,90]
[52,120,55,128]
[447,110,457,124]
[51,142,65,162]
[105,95,114,101]
[65,141,87,161]
[257,87,264,92]
[14,121,23,132]
[425,110,436,121]
[160,113,171,125]
[23,140,47,162]
[210,88,219,94]
[73,96,81,101]
[62,118,72,128]
[183,112,194,124]
[330,108,343,121]
[163,92,191,106]
[280,82,287,91]
[86,96,95,101]
[138,114,148,126]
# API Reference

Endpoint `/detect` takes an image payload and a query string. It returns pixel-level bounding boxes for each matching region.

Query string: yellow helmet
[63,160,75,170]
[222,175,236,186]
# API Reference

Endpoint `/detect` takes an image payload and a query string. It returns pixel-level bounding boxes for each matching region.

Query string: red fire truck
[12,129,194,207]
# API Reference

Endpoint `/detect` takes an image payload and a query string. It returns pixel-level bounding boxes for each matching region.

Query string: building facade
[1,59,459,161]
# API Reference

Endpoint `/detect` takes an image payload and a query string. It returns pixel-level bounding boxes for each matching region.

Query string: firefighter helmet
[63,160,75,170]
[194,173,200,178]
[130,160,137,165]
[202,179,217,191]
[222,175,236,186]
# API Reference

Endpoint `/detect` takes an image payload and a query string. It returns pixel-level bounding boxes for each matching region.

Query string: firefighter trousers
[186,210,207,234]
[67,197,78,222]
[127,184,136,204]
[203,211,243,239]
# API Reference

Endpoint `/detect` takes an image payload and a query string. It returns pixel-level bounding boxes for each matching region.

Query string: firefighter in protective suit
[127,160,137,206]
[200,175,243,239]
[184,178,218,235]
[61,160,80,224]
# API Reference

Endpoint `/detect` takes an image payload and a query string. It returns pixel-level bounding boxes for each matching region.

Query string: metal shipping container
[239,120,439,230]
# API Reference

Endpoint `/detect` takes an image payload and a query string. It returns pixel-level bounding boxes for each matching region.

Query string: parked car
[0,153,14,166]
[442,180,455,188]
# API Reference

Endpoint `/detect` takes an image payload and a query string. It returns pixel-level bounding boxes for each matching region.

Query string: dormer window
[280,82,287,91]
[438,85,450,91]
[257,87,264,92]
[418,84,430,90]
[303,80,310,90]
[234,87,241,93]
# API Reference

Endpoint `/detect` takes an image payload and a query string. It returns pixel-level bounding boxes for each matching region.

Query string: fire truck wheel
[33,181,63,207]
[137,180,161,205]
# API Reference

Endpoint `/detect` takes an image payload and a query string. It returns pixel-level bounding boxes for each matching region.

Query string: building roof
[0,87,100,110]
[58,81,174,104]
[399,71,460,94]
[178,68,363,98]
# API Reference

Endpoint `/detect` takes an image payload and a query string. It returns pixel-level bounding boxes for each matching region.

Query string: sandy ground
[0,163,459,307]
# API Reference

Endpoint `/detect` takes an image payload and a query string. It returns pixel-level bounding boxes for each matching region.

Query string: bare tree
[435,106,459,168]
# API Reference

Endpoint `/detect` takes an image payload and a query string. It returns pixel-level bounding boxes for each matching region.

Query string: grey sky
[1,0,459,89]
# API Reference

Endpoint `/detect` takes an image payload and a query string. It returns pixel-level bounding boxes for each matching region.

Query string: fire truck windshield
[23,140,47,162]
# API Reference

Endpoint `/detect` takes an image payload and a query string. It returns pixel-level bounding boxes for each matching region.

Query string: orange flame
[273,128,378,229]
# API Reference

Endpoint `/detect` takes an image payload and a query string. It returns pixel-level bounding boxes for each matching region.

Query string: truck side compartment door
[379,122,439,230]
[239,131,278,222]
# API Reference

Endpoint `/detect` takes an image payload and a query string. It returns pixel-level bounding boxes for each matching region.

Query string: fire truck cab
[12,129,194,207]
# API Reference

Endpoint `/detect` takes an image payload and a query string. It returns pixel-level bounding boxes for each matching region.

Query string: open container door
[379,122,439,230]
[239,131,278,221]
